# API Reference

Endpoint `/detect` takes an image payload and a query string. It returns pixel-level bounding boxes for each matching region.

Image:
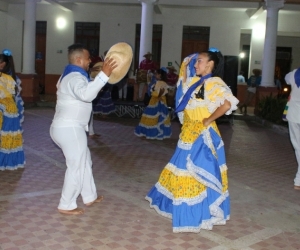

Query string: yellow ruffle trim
[139,96,171,127]
[0,132,23,150]
[180,117,220,144]
[0,97,18,115]
[158,167,206,199]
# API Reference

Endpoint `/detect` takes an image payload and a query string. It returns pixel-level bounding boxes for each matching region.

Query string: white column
[22,0,37,74]
[248,27,265,79]
[261,0,284,86]
[138,0,157,64]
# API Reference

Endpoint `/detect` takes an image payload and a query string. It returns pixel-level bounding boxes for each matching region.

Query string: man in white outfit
[50,44,117,215]
[285,68,300,190]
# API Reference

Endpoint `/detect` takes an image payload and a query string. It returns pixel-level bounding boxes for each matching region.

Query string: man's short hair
[68,43,88,63]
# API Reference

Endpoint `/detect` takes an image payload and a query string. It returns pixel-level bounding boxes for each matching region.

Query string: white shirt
[237,75,245,83]
[285,68,300,123]
[51,71,109,129]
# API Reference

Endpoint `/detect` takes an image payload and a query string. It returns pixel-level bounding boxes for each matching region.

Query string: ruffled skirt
[0,97,25,171]
[145,127,230,233]
[134,96,171,140]
[93,90,115,115]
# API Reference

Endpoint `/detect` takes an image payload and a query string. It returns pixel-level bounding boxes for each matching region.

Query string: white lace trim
[135,109,171,139]
[177,139,192,150]
[166,163,191,176]
[186,155,223,194]
[163,164,209,206]
[177,111,184,124]
[206,83,239,115]
[172,192,230,233]
[181,78,239,115]
[0,146,23,154]
[145,196,172,219]
[154,181,208,206]
[0,164,25,171]
[217,139,224,150]
[134,131,171,140]
[0,130,22,136]
[0,104,19,118]
[220,164,228,172]
[202,129,213,150]
[154,182,174,200]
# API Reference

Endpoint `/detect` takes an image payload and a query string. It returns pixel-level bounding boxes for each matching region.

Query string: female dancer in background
[0,49,24,126]
[0,72,25,170]
[134,68,171,140]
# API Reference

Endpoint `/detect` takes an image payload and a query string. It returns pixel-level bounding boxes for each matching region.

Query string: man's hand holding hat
[104,42,133,84]
[90,42,133,83]
[102,57,118,77]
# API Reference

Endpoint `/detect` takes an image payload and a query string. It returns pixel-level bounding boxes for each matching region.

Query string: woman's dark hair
[156,68,167,82]
[0,54,16,81]
[201,49,224,78]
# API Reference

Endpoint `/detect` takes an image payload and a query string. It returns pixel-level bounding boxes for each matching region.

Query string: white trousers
[50,126,97,210]
[288,121,300,186]
[119,83,127,99]
[88,111,95,135]
[139,82,146,99]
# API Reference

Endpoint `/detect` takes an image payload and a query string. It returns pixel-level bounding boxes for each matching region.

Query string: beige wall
[1,3,300,94]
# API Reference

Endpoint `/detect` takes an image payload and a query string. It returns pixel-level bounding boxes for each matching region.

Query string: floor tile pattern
[0,107,299,250]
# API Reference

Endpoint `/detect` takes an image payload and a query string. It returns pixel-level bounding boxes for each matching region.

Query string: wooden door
[181,40,209,61]
[35,21,47,94]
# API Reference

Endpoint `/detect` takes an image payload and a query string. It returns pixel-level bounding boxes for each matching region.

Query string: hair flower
[2,49,12,56]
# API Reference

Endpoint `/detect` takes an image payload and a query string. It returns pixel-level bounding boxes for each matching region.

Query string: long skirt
[145,126,230,233]
[93,90,115,115]
[0,97,25,171]
[134,95,171,140]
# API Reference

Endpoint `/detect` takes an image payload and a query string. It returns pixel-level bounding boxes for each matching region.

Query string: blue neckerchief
[60,64,90,82]
[295,68,300,88]
[175,73,212,113]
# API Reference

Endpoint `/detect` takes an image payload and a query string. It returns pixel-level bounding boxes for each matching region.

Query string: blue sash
[295,68,300,88]
[60,64,90,82]
[175,74,212,113]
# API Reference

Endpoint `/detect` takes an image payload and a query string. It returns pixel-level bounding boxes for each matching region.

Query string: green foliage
[257,95,288,125]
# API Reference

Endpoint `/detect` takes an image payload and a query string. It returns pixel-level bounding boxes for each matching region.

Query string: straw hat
[143,52,152,57]
[104,42,133,84]
[167,66,177,72]
[90,61,103,79]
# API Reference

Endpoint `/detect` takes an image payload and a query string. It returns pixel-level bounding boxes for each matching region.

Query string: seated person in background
[117,73,129,101]
[238,68,261,115]
[237,71,245,83]
[166,66,178,87]
[274,76,282,91]
[135,52,156,102]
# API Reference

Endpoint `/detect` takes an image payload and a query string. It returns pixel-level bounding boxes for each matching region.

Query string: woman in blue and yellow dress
[0,50,25,127]
[0,72,25,170]
[145,48,239,233]
[134,68,171,140]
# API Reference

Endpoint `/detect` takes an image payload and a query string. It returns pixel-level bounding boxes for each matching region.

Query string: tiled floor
[1,107,299,250]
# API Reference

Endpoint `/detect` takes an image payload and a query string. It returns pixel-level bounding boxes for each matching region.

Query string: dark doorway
[240,44,250,81]
[223,56,238,97]
[75,22,100,56]
[35,21,47,94]
[276,47,292,86]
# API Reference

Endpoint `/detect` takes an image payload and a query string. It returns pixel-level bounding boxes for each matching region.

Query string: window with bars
[74,22,100,56]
